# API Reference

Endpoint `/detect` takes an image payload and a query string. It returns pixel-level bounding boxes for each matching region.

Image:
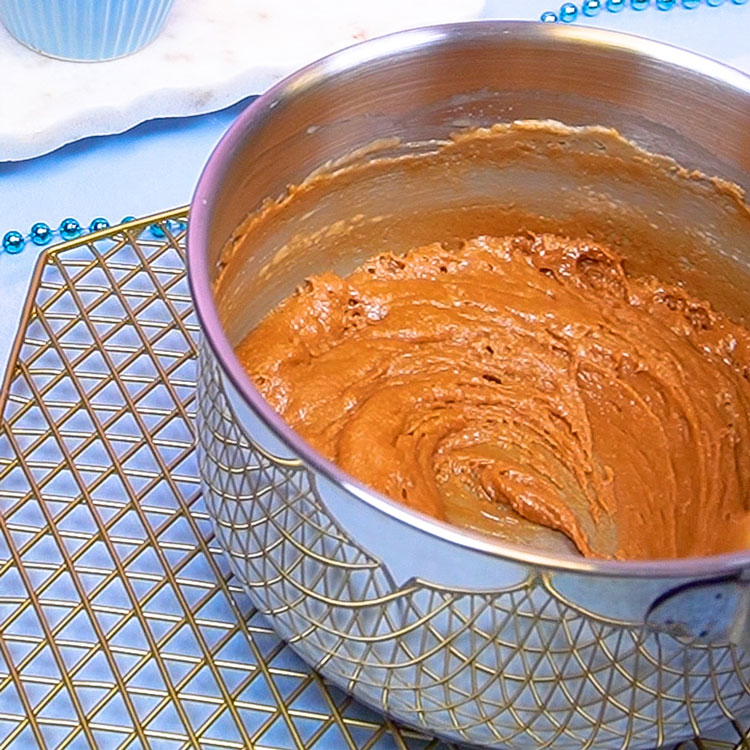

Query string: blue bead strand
[1,215,132,256]
[542,0,745,20]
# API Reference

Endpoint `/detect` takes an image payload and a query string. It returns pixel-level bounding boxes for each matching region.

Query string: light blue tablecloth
[1,0,748,376]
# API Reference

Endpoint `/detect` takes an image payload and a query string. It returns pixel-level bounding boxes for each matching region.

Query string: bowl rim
[188,19,750,579]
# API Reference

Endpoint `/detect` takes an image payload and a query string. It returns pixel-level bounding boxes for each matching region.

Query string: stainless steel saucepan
[187,22,750,749]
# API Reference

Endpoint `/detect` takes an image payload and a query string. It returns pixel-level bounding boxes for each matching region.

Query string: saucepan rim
[187,20,750,580]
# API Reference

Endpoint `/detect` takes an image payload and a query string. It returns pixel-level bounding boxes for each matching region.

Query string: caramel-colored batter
[236,233,750,560]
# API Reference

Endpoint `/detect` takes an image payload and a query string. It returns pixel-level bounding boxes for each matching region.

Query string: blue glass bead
[732,0,748,5]
[89,217,110,232]
[2,230,24,254]
[631,0,650,8]
[656,0,676,8]
[681,0,700,6]
[540,10,558,21]
[150,223,166,238]
[559,2,579,21]
[607,0,626,10]
[582,0,602,14]
[59,218,81,240]
[30,222,52,246]
[121,215,137,225]
[705,0,723,5]
[167,218,186,232]
[581,0,602,12]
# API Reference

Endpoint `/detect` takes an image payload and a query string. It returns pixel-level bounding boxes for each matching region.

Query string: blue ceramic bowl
[0,0,175,61]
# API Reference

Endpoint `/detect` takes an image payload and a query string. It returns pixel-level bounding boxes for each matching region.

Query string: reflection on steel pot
[188,22,750,749]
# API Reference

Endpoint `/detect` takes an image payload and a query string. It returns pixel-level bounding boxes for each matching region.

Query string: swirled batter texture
[237,234,750,559]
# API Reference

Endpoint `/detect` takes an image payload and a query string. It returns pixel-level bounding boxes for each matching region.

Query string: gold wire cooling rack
[0,210,454,750]
[0,210,743,750]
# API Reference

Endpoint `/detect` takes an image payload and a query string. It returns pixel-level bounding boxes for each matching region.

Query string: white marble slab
[0,0,485,162]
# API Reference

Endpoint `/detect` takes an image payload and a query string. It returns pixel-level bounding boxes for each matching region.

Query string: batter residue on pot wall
[237,232,750,560]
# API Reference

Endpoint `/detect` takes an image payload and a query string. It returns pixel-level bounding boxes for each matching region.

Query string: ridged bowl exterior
[0,0,174,61]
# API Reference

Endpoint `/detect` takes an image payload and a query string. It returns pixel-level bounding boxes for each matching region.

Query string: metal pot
[188,22,750,749]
